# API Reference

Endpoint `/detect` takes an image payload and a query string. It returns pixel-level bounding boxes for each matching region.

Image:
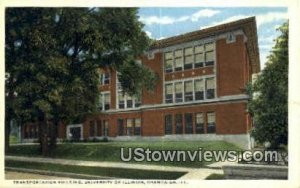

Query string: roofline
[149,16,260,73]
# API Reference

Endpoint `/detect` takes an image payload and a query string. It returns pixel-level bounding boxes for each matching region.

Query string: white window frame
[99,91,110,111]
[163,41,216,71]
[164,75,216,104]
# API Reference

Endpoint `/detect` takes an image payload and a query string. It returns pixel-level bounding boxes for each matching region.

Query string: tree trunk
[49,120,58,151]
[5,115,11,153]
[38,113,49,156]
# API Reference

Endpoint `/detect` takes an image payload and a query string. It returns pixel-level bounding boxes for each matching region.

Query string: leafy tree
[5,8,157,155]
[248,22,288,149]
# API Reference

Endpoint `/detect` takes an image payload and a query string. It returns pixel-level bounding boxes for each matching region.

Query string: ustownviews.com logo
[120,148,288,163]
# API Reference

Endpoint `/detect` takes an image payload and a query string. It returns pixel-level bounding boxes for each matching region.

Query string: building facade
[22,17,260,149]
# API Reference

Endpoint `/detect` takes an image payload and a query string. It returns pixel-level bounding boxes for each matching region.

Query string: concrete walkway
[6,155,227,180]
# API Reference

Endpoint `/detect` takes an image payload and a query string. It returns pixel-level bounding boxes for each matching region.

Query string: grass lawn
[9,135,19,144]
[5,160,185,180]
[7,141,241,168]
[205,173,225,180]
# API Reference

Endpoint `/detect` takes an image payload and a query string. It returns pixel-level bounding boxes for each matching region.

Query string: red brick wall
[83,101,249,138]
[217,35,248,96]
[165,66,214,81]
[141,53,164,105]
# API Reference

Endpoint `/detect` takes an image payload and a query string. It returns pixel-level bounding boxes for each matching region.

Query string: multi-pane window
[207,112,216,133]
[205,43,214,66]
[100,73,110,85]
[184,47,193,70]
[98,92,110,111]
[195,113,204,134]
[164,42,214,71]
[134,118,141,135]
[126,119,133,135]
[184,81,193,102]
[118,92,125,109]
[97,94,103,111]
[164,77,215,103]
[175,82,183,103]
[174,49,183,71]
[103,120,109,136]
[165,52,173,73]
[165,84,173,103]
[195,45,204,68]
[118,119,124,136]
[175,114,183,134]
[194,79,204,100]
[185,113,193,134]
[165,115,173,135]
[103,73,110,84]
[104,93,110,110]
[206,77,215,99]
[126,95,133,108]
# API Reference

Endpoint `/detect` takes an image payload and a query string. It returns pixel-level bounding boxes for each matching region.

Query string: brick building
[22,17,260,149]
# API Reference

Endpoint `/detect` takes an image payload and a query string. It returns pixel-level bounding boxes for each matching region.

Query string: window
[174,49,183,71]
[185,113,193,134]
[175,114,183,134]
[103,73,110,84]
[195,45,204,68]
[104,93,110,110]
[165,52,173,73]
[126,119,133,135]
[164,76,216,103]
[118,92,125,109]
[126,95,133,108]
[98,92,111,111]
[184,81,193,102]
[118,119,124,136]
[175,82,183,103]
[103,120,109,136]
[205,43,214,66]
[194,79,204,100]
[184,47,193,70]
[165,115,173,135]
[207,112,216,133]
[195,113,204,134]
[100,72,110,85]
[206,77,215,99]
[97,94,103,111]
[165,84,173,103]
[89,121,95,137]
[134,118,141,135]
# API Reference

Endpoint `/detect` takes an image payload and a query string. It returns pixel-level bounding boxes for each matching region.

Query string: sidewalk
[5,155,228,180]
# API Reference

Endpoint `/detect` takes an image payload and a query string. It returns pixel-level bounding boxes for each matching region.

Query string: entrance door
[70,127,81,141]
